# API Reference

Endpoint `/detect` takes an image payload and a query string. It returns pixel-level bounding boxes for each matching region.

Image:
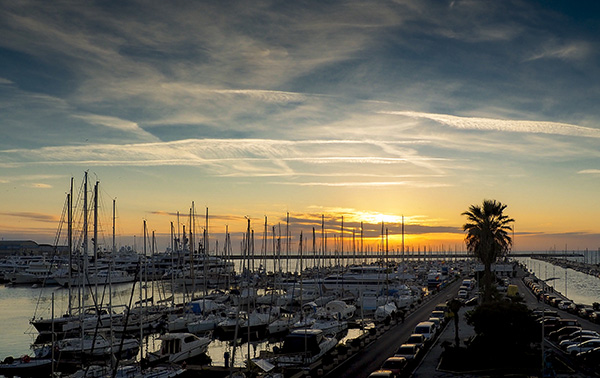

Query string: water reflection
[518,257,600,306]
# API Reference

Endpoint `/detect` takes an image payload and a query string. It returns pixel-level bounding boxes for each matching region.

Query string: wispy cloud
[22,183,52,189]
[211,89,310,103]
[273,181,450,188]
[0,174,65,185]
[526,41,592,62]
[384,111,600,138]
[578,169,600,175]
[0,138,446,178]
[0,212,58,223]
[72,114,160,142]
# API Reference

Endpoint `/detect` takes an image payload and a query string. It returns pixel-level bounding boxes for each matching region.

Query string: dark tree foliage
[441,300,541,373]
[465,300,538,352]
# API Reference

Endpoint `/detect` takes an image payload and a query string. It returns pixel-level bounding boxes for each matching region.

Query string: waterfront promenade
[411,264,600,377]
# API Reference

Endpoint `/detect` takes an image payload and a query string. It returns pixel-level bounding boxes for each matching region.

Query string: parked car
[461,279,475,290]
[549,297,563,307]
[589,311,600,324]
[557,318,580,328]
[566,339,600,355]
[560,335,600,350]
[539,316,561,333]
[548,326,582,342]
[380,356,407,377]
[578,307,595,319]
[368,370,394,378]
[558,330,600,343]
[405,334,426,349]
[434,303,450,318]
[558,300,573,311]
[532,308,558,320]
[575,346,600,367]
[428,317,441,330]
[569,303,586,315]
[464,297,478,307]
[413,321,436,342]
[431,310,447,323]
[394,343,421,360]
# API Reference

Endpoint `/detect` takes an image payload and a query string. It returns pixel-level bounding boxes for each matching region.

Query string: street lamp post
[541,276,560,376]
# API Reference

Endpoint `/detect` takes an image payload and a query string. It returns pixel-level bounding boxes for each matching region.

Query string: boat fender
[3,356,14,364]
[21,355,31,363]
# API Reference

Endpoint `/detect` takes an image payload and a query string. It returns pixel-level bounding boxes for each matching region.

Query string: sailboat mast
[203,207,208,299]
[272,225,277,287]
[360,222,364,264]
[286,212,289,273]
[401,215,405,261]
[312,227,316,269]
[170,221,175,308]
[341,216,344,269]
[190,202,196,295]
[386,227,389,295]
[277,223,282,274]
[112,198,116,254]
[352,229,356,266]
[81,171,88,342]
[67,177,73,316]
[205,207,209,255]
[141,219,146,346]
[177,211,181,252]
[94,180,99,299]
[321,215,324,269]
[152,231,156,302]
[263,216,268,272]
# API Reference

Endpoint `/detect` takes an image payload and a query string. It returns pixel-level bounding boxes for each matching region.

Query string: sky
[1,0,600,254]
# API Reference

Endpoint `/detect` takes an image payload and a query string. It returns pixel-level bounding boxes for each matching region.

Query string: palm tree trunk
[483,263,493,302]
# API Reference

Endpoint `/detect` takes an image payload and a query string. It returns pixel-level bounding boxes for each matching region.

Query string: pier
[224,251,583,260]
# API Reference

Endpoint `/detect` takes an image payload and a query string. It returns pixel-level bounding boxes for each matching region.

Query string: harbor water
[517,256,600,306]
[0,279,364,367]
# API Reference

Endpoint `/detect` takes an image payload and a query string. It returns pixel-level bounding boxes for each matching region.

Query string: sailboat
[270,328,337,367]
[0,355,53,377]
[51,332,139,362]
[146,333,211,364]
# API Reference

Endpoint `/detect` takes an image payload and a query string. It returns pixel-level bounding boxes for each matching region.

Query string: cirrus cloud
[384,111,600,138]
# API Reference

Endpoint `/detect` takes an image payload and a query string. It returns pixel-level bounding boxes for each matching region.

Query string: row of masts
[58,173,475,283]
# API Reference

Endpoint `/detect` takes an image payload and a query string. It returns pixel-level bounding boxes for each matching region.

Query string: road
[326,278,463,378]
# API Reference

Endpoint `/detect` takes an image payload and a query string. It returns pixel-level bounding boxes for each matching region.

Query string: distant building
[474,263,515,276]
[0,240,68,257]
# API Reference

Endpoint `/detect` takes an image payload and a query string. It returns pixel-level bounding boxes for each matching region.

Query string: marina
[2,248,600,377]
[0,244,472,377]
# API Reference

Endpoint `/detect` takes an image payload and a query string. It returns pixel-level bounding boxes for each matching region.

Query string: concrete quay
[411,264,595,378]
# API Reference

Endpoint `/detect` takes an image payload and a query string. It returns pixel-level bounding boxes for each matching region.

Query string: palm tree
[462,199,514,302]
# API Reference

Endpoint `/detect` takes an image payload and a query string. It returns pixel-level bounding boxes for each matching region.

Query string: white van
[413,321,436,342]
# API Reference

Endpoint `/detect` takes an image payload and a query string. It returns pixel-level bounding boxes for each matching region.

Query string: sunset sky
[1,1,599,253]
